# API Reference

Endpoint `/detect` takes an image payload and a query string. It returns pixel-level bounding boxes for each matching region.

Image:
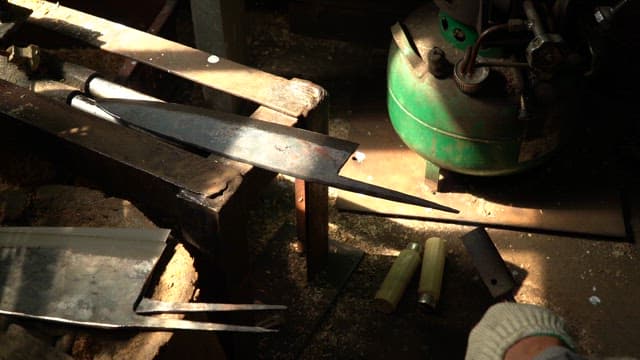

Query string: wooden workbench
[1,0,332,357]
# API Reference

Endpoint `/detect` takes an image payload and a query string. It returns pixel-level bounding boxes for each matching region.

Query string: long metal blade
[136,298,287,314]
[97,99,458,213]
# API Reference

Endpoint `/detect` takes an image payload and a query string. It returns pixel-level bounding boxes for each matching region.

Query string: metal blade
[97,99,458,213]
[137,316,278,333]
[0,227,276,333]
[136,298,287,314]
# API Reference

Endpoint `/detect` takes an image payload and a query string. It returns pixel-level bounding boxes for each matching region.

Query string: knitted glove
[465,303,576,360]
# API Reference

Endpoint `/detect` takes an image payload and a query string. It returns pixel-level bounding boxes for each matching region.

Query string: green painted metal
[387,18,557,176]
[438,12,477,50]
[438,12,501,57]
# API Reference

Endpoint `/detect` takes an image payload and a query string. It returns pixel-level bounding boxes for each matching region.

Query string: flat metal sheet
[0,227,276,332]
[335,109,627,238]
[0,227,168,327]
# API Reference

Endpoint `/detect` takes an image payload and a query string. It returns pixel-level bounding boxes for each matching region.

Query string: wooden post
[189,0,245,112]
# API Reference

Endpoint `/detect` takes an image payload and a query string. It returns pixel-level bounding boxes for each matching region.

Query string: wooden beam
[9,0,323,118]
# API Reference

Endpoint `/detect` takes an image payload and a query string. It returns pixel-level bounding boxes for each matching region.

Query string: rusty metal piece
[30,80,80,103]
[6,44,39,72]
[463,23,509,75]
[295,98,330,280]
[460,227,515,299]
[523,0,565,72]
[9,0,324,118]
[96,99,459,213]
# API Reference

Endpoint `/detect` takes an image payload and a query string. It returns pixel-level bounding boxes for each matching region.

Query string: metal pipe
[57,58,162,102]
[30,78,124,124]
[87,77,161,102]
[69,94,121,124]
[30,80,80,103]
[612,0,629,14]
[59,60,98,91]
[464,23,510,75]
[475,59,530,68]
[523,0,545,37]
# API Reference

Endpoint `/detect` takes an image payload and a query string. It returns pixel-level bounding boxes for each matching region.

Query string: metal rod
[612,0,630,14]
[475,60,530,68]
[464,23,510,75]
[69,94,121,124]
[88,77,162,102]
[523,0,545,37]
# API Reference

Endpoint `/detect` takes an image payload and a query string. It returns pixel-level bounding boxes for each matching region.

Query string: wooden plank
[0,79,297,197]
[0,79,238,197]
[9,0,323,118]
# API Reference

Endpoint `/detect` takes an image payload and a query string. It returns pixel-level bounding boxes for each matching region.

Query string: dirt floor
[1,1,640,360]
[242,5,640,360]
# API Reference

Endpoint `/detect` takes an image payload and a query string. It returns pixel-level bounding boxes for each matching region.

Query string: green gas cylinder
[387,4,573,182]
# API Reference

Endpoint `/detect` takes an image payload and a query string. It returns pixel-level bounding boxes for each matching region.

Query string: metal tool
[460,227,515,299]
[96,99,458,213]
[0,227,285,332]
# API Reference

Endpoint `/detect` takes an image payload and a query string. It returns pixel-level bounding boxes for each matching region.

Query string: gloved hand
[465,302,575,360]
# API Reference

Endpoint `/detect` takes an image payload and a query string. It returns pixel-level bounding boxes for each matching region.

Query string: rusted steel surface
[296,100,329,279]
[336,108,627,238]
[9,0,325,118]
[295,179,306,251]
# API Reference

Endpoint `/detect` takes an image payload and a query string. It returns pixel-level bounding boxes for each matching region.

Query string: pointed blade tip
[424,202,459,214]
